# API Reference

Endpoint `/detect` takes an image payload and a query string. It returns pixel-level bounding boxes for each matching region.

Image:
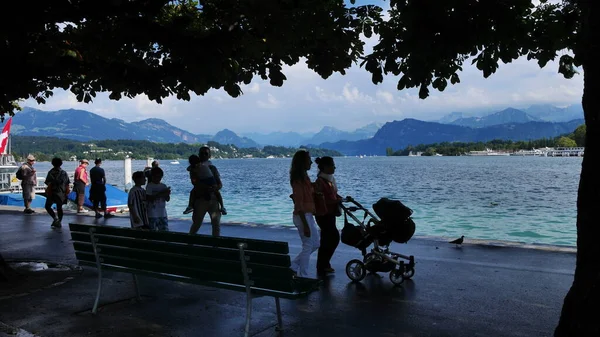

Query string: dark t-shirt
[89,166,105,186]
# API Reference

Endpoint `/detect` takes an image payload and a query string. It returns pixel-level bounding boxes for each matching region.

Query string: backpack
[15,165,25,180]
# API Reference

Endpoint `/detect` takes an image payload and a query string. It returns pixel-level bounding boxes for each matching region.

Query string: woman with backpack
[44,157,71,228]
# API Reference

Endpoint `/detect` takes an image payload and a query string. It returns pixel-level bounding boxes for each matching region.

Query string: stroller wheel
[403,267,415,279]
[345,259,367,282]
[389,269,405,286]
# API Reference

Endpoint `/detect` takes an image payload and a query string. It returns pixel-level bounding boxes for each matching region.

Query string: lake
[31,156,581,247]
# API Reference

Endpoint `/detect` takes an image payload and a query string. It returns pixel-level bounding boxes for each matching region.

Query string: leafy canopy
[0,0,580,120]
[0,0,380,118]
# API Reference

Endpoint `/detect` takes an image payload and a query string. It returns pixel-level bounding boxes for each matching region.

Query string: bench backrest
[69,223,296,293]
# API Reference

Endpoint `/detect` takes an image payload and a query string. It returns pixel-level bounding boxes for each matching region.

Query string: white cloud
[22,53,584,134]
[376,90,395,104]
[257,93,281,109]
[244,83,260,94]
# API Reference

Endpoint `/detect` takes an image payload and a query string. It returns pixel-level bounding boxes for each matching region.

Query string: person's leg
[56,201,64,223]
[23,185,33,212]
[92,197,101,217]
[290,213,318,277]
[190,199,208,234]
[99,194,107,216]
[157,217,169,231]
[183,189,194,214]
[316,214,338,273]
[148,217,158,231]
[207,197,222,236]
[45,196,56,221]
[216,191,227,215]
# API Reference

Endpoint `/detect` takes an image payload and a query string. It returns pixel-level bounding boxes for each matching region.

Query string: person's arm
[210,165,223,190]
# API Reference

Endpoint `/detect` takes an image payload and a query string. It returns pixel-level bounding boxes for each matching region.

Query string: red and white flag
[0,118,12,154]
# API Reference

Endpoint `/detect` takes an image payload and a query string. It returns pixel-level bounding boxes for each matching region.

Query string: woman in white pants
[289,150,320,277]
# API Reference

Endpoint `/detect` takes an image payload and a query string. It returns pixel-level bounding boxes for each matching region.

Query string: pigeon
[449,236,464,247]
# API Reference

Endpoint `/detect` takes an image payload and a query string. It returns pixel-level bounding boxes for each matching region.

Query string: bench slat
[77,261,317,299]
[69,223,289,254]
[73,244,293,280]
[72,234,291,267]
[75,252,299,293]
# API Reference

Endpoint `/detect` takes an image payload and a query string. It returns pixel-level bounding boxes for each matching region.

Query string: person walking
[189,146,223,236]
[44,157,70,228]
[19,154,37,214]
[289,150,320,277]
[313,156,342,276]
[89,158,113,218]
[74,159,90,213]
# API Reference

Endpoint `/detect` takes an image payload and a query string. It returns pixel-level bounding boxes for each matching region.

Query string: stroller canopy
[373,198,415,243]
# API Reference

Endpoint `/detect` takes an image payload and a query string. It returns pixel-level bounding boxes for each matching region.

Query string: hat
[94,158,102,164]
[26,154,35,161]
[80,159,89,164]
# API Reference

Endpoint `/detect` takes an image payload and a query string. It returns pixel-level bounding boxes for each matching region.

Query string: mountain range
[321,118,584,156]
[8,104,585,155]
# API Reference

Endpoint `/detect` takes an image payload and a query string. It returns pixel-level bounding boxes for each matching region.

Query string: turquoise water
[32,156,581,246]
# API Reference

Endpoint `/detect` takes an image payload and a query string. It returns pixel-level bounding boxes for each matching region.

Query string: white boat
[170,160,180,165]
[466,148,510,156]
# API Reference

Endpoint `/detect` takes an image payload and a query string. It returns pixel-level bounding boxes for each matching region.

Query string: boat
[170,160,180,165]
[1,118,21,192]
[466,148,510,156]
[67,184,129,213]
[0,117,49,207]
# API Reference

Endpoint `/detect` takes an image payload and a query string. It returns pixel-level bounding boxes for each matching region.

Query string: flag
[0,118,12,154]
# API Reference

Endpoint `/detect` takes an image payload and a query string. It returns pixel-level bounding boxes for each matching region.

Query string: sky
[23,2,583,135]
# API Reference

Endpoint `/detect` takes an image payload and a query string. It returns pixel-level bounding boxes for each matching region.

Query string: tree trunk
[555,1,600,336]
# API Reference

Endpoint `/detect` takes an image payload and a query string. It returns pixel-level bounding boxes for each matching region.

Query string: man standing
[20,154,37,214]
[144,160,159,186]
[189,146,223,236]
[89,158,113,218]
[74,159,90,213]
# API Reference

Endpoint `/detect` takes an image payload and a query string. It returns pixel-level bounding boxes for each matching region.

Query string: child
[183,154,226,215]
[128,171,150,229]
[145,167,171,231]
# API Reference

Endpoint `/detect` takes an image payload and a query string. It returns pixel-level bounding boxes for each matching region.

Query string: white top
[145,182,169,218]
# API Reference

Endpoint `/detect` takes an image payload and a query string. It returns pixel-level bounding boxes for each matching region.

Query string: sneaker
[51,219,62,228]
[103,213,115,219]
[77,209,89,213]
[24,208,34,214]
[220,207,227,215]
[95,213,103,218]
[183,207,193,215]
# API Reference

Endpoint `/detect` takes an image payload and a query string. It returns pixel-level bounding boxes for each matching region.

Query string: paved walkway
[0,206,575,337]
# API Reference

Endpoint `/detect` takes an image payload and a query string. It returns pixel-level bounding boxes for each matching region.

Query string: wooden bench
[68,223,321,337]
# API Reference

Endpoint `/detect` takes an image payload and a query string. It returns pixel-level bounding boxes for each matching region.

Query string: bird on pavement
[449,236,464,247]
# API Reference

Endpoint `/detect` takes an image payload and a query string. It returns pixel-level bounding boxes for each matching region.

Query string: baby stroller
[340,196,416,285]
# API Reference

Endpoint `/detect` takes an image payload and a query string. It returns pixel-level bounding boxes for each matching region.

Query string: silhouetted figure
[449,235,464,247]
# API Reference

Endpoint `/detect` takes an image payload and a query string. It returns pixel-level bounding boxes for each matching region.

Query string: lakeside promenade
[0,206,575,337]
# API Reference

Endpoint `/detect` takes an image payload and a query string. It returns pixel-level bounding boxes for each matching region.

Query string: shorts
[74,181,86,194]
[22,184,35,201]
[149,217,169,231]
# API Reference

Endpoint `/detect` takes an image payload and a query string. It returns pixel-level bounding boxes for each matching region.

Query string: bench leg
[92,268,102,315]
[132,274,141,302]
[275,297,283,336]
[244,293,253,337]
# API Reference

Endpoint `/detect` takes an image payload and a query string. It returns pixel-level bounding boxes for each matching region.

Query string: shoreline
[0,204,577,253]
